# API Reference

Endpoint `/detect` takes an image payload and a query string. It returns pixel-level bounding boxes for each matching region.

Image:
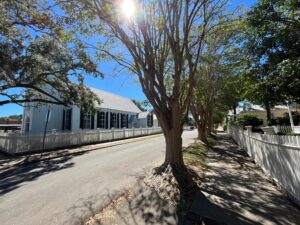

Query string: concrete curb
[0,133,163,170]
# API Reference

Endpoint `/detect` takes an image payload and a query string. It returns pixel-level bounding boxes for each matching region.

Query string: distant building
[22,88,159,133]
[137,110,159,128]
[0,119,22,132]
[228,101,298,125]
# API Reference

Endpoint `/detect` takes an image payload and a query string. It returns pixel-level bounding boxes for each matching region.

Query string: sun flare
[121,0,136,18]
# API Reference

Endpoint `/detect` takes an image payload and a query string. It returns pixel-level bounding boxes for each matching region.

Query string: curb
[1,133,163,170]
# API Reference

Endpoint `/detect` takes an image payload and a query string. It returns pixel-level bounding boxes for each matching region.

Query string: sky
[0,0,257,117]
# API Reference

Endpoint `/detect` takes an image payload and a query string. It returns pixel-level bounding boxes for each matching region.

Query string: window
[147,114,153,127]
[111,113,118,128]
[80,111,95,129]
[97,111,105,128]
[121,114,128,128]
[83,113,92,129]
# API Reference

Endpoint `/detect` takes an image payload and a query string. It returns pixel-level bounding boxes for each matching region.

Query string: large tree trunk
[197,122,207,143]
[164,126,184,167]
[156,104,185,168]
[207,110,213,135]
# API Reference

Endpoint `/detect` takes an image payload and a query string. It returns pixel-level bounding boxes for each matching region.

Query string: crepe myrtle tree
[190,11,243,142]
[0,0,102,110]
[61,0,227,168]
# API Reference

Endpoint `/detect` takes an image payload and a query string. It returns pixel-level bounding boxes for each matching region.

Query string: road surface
[0,130,197,225]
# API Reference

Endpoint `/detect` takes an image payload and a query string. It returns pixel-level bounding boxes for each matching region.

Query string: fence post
[112,127,115,140]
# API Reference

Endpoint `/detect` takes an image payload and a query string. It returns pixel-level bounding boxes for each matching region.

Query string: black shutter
[127,115,129,128]
[121,114,123,128]
[97,111,100,128]
[91,114,95,129]
[106,112,108,129]
[67,109,72,130]
[151,114,153,127]
[62,110,65,130]
[117,113,120,128]
[110,112,113,128]
[80,110,84,129]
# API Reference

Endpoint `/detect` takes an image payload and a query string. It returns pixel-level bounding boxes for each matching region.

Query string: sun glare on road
[121,0,136,18]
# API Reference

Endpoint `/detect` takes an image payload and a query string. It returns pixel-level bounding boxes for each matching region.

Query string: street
[0,130,197,225]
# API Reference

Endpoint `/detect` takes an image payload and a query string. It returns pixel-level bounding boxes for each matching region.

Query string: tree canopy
[241,0,300,112]
[0,0,102,109]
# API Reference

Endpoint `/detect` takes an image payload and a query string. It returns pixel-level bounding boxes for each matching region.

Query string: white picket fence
[228,125,300,206]
[272,125,300,134]
[0,127,162,155]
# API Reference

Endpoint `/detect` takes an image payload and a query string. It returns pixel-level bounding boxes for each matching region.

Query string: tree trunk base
[144,163,200,206]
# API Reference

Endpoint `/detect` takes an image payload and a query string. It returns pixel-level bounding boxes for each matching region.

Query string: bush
[237,113,263,127]
[277,131,299,136]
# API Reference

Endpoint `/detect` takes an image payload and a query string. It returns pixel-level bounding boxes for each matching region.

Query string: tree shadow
[201,133,300,225]
[69,164,257,225]
[0,153,81,195]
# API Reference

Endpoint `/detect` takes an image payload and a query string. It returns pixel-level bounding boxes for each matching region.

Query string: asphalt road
[0,130,198,225]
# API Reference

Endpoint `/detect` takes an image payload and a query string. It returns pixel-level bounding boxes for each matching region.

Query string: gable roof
[90,88,141,113]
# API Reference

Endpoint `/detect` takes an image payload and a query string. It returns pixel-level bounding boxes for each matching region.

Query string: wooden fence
[0,127,162,155]
[273,125,300,134]
[228,125,300,206]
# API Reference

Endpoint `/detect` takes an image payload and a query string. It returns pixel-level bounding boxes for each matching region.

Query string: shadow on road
[0,153,83,195]
[68,165,257,225]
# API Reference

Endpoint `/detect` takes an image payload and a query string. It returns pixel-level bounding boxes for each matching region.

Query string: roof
[138,111,150,119]
[90,88,141,113]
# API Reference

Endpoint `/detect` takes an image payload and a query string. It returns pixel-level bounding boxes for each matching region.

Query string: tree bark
[164,127,184,167]
[155,103,185,168]
[233,105,237,121]
[265,103,271,123]
[197,122,207,143]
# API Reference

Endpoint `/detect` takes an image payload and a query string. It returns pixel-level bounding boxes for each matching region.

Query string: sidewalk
[188,133,300,225]
[0,133,163,170]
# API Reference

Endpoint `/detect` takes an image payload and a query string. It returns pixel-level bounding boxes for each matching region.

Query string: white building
[22,88,159,133]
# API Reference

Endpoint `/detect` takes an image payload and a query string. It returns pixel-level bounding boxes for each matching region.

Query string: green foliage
[240,0,300,105]
[237,113,263,127]
[190,12,244,136]
[277,131,299,136]
[0,0,102,109]
[269,112,300,126]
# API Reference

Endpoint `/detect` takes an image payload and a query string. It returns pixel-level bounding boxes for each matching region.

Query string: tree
[190,12,243,142]
[241,0,300,121]
[61,0,227,168]
[0,0,102,109]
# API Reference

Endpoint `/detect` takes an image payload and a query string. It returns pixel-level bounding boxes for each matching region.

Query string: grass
[183,142,208,168]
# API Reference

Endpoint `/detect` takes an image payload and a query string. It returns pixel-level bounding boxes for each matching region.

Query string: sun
[121,0,136,18]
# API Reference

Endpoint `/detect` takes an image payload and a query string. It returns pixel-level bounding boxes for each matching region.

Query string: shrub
[277,131,299,136]
[237,113,263,127]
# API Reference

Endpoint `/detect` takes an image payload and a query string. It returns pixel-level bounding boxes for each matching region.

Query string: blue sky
[0,0,257,117]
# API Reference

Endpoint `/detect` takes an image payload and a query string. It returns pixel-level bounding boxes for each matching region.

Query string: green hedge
[237,113,263,127]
